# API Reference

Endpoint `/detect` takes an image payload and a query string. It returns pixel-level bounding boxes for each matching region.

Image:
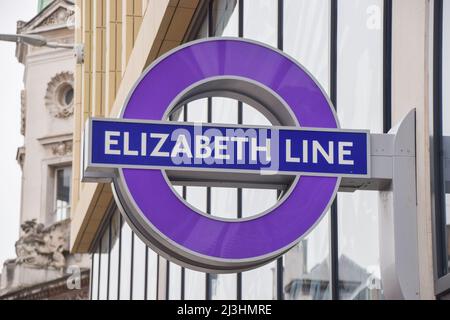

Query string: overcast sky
[0,1,37,268]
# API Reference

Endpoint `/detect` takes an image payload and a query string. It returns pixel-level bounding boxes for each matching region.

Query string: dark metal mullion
[276,0,284,301]
[383,0,393,134]
[236,0,244,301]
[330,0,339,301]
[433,0,447,278]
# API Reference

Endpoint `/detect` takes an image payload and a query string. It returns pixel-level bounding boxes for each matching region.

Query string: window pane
[244,0,277,48]
[212,97,238,125]
[210,184,238,300]
[185,268,206,300]
[98,226,109,300]
[168,263,182,300]
[284,0,330,92]
[337,0,383,300]
[132,233,146,300]
[146,248,158,300]
[241,188,278,300]
[211,273,237,300]
[212,0,238,36]
[109,210,120,300]
[283,216,331,300]
[55,167,71,221]
[91,251,99,300]
[211,187,237,219]
[281,0,332,301]
[442,0,450,273]
[119,221,133,300]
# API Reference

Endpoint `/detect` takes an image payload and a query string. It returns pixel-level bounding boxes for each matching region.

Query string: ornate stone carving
[44,72,74,119]
[20,90,26,136]
[14,219,69,270]
[51,141,73,157]
[40,7,74,28]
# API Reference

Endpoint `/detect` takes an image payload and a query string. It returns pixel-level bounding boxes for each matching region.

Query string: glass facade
[90,0,389,300]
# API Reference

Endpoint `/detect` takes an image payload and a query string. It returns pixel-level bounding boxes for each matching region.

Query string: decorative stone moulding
[45,71,74,119]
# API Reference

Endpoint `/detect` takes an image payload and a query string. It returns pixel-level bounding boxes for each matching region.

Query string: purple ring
[119,38,338,262]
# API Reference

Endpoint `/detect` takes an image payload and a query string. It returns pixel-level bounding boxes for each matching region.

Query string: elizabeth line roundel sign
[83,38,370,273]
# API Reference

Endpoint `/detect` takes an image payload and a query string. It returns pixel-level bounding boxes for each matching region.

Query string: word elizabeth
[88,119,369,176]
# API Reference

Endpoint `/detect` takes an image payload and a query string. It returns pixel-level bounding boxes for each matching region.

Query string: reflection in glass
[337,0,383,299]
[185,268,206,300]
[109,210,120,300]
[55,167,71,221]
[212,97,238,124]
[212,0,238,36]
[146,248,158,300]
[168,263,182,300]
[211,273,237,300]
[119,221,132,300]
[281,0,332,300]
[283,219,331,300]
[442,0,450,272]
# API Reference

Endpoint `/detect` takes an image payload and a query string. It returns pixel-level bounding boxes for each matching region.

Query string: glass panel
[187,98,208,123]
[55,167,71,221]
[132,233,146,300]
[241,187,278,300]
[98,226,109,300]
[211,187,237,219]
[442,0,450,272]
[337,0,383,300]
[146,248,158,300]
[283,0,330,92]
[168,263,182,300]
[243,0,277,48]
[212,97,238,125]
[212,0,238,36]
[119,221,133,300]
[109,210,120,300]
[185,268,206,300]
[91,251,99,300]
[210,186,237,299]
[242,262,276,300]
[242,104,271,126]
[186,186,207,213]
[211,273,237,300]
